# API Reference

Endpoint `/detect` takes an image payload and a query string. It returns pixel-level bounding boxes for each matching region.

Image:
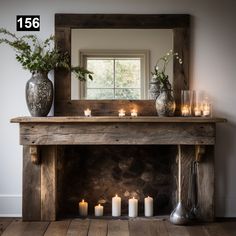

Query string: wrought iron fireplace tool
[170,145,189,225]
[187,160,199,219]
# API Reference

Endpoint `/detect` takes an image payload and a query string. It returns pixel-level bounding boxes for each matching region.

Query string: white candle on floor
[129,197,138,217]
[144,196,153,217]
[79,199,88,216]
[94,204,104,217]
[112,194,121,217]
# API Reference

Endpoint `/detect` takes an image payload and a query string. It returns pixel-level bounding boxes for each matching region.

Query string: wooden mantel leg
[197,145,215,221]
[23,145,58,221]
[23,146,41,221]
[41,146,58,221]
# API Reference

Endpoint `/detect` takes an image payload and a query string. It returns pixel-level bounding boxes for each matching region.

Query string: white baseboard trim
[0,194,22,217]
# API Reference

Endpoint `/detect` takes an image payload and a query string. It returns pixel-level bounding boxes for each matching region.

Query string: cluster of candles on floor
[79,195,153,217]
[181,90,212,117]
[84,108,138,117]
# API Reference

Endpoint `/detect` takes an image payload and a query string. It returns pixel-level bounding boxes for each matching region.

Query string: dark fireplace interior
[57,145,177,218]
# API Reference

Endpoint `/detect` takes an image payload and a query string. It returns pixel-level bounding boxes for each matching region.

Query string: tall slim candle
[129,197,138,217]
[144,196,153,217]
[112,194,121,217]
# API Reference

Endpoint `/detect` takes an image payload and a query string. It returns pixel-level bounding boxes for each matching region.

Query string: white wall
[0,0,235,217]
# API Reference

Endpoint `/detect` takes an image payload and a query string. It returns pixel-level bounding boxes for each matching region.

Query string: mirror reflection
[71,29,173,100]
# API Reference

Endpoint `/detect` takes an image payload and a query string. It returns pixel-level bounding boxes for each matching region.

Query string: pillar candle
[144,196,153,217]
[112,194,121,217]
[129,197,138,217]
[94,204,104,217]
[79,199,88,216]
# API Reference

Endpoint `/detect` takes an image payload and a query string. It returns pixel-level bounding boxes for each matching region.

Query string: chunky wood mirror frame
[55,14,190,116]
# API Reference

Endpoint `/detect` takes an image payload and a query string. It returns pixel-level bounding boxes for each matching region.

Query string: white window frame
[78,50,150,100]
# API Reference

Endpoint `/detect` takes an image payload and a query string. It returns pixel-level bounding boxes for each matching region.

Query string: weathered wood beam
[29,146,40,165]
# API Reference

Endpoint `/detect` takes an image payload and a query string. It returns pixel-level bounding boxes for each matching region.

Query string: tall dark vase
[25,72,53,117]
[155,89,176,117]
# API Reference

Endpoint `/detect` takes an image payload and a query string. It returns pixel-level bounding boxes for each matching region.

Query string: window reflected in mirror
[71,29,173,100]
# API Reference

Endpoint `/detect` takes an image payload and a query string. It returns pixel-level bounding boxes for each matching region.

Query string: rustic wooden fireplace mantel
[11,116,226,221]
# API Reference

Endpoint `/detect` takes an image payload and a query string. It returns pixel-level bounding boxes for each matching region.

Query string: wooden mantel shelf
[11,116,226,123]
[11,116,226,146]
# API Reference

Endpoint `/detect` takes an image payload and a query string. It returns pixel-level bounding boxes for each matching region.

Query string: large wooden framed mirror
[55,14,190,116]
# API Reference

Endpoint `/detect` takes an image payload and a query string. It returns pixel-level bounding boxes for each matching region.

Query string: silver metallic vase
[170,145,189,225]
[26,72,53,117]
[155,89,176,117]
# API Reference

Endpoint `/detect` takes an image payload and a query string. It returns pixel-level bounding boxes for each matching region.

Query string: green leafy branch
[0,28,93,81]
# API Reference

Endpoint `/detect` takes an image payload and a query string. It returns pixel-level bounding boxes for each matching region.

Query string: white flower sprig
[151,50,183,90]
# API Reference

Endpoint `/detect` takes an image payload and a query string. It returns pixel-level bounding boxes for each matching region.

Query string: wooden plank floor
[1,218,236,236]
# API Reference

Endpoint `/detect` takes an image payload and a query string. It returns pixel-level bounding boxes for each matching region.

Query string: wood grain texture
[107,220,129,236]
[55,14,190,29]
[0,220,12,235]
[2,218,236,236]
[44,220,70,236]
[165,221,189,236]
[129,219,168,236]
[23,146,41,221]
[220,222,236,236]
[54,14,190,117]
[173,28,190,115]
[1,220,29,236]
[197,146,215,221]
[21,222,49,236]
[185,225,209,236]
[66,219,90,236]
[87,220,107,236]
[204,222,229,236]
[11,116,226,123]
[41,146,58,221]
[19,123,216,145]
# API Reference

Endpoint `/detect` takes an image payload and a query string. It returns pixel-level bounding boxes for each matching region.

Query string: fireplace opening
[57,145,176,218]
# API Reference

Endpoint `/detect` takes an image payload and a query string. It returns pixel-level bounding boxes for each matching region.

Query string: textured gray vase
[155,89,176,117]
[149,78,160,100]
[26,72,53,117]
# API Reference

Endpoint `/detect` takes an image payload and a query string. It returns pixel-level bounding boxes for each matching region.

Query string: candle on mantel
[131,109,138,117]
[202,104,211,117]
[94,204,104,217]
[79,199,88,216]
[144,196,153,217]
[194,107,201,117]
[128,197,138,217]
[112,194,121,217]
[181,105,190,117]
[84,108,91,117]
[118,109,126,117]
